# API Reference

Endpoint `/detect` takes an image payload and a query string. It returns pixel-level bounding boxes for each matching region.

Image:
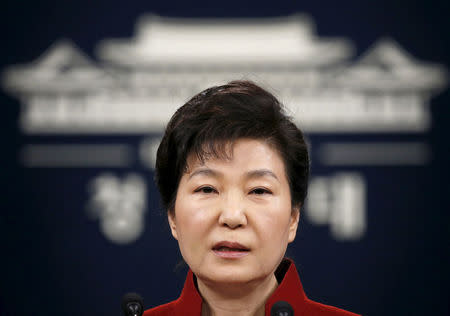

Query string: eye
[194,186,218,194]
[250,187,272,195]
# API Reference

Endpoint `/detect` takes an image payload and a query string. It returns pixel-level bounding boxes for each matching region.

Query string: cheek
[175,199,216,252]
[254,199,292,245]
[178,210,211,236]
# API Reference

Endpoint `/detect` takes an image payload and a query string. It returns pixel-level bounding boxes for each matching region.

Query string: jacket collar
[174,258,308,316]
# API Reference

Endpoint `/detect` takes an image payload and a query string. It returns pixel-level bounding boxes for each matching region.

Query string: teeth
[216,247,246,251]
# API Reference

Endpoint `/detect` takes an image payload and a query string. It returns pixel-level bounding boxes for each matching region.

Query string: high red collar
[174,258,308,316]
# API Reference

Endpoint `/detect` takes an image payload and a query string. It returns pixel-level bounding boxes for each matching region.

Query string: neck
[197,273,278,316]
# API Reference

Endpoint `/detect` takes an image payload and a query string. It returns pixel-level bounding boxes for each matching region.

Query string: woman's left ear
[288,206,300,243]
[168,211,179,240]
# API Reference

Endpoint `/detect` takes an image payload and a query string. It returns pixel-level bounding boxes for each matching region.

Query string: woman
[144,81,359,316]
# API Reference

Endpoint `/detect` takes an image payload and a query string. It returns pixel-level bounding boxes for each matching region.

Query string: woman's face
[168,138,299,285]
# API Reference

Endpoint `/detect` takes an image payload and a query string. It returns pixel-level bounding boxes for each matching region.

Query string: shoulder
[304,298,361,316]
[143,300,177,316]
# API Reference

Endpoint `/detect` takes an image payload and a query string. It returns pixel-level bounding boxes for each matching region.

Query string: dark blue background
[1,1,449,315]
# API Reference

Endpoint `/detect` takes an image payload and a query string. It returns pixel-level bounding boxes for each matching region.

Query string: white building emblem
[2,14,447,243]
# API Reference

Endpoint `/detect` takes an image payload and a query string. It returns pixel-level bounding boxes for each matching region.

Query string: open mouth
[213,246,249,252]
[212,241,250,253]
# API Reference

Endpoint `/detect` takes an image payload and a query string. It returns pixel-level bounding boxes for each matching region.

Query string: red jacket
[144,259,360,316]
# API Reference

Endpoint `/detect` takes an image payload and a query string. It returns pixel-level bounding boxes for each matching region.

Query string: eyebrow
[245,169,279,182]
[188,168,223,180]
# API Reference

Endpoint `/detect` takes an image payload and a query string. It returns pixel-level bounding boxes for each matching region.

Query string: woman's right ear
[167,211,178,240]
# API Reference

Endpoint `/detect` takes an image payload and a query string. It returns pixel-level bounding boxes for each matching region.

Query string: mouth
[212,241,250,259]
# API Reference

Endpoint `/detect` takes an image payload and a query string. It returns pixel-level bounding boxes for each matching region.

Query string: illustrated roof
[2,40,114,94]
[96,14,353,67]
[334,38,447,91]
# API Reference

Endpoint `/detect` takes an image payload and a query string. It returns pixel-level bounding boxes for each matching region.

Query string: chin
[198,259,265,284]
[206,268,254,284]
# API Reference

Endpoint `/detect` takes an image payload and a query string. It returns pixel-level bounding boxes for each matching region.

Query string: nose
[218,190,247,229]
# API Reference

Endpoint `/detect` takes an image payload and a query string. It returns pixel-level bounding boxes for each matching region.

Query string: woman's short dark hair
[155,80,309,213]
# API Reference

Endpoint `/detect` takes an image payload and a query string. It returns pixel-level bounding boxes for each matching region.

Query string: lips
[212,241,250,252]
[212,241,250,259]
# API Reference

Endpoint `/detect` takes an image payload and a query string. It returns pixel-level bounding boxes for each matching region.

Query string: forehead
[184,139,287,177]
